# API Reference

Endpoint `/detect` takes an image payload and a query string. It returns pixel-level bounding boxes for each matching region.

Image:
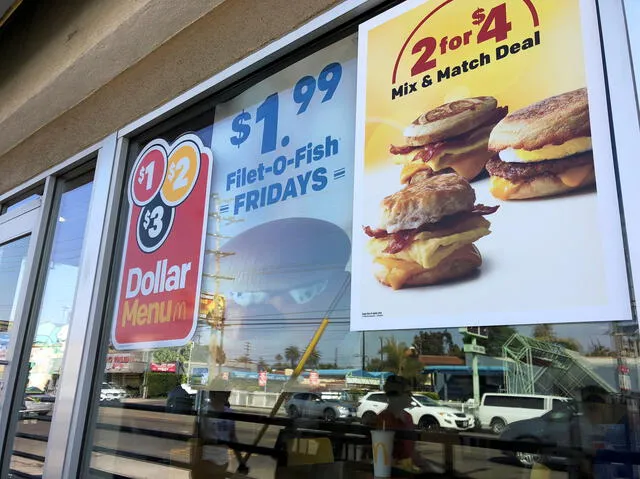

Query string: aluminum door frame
[0,133,118,478]
[0,182,51,478]
[41,134,119,479]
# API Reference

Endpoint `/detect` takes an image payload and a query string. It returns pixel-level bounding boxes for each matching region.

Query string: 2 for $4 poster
[350,0,631,331]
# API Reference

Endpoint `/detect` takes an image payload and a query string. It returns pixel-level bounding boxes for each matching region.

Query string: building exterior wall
[0,0,341,194]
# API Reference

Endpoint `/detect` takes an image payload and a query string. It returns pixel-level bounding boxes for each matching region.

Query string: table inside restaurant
[274,460,468,479]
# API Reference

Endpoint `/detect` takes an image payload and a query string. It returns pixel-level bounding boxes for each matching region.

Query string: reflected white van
[478,393,571,434]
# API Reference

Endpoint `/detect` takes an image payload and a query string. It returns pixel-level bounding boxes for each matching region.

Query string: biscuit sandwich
[364,173,498,290]
[390,97,507,184]
[486,88,595,200]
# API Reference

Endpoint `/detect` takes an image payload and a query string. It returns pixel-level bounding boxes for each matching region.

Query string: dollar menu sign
[230,109,251,148]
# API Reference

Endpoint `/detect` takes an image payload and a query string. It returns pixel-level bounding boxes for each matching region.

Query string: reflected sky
[37,182,93,326]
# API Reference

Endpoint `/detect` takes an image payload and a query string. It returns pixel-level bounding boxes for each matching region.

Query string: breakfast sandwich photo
[486,88,594,200]
[390,97,507,184]
[350,0,630,331]
[363,173,497,290]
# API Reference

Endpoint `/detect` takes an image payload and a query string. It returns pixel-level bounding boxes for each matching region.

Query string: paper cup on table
[371,430,394,477]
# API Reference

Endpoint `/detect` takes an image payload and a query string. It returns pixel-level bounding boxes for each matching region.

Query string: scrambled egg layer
[367,217,490,270]
[499,137,591,163]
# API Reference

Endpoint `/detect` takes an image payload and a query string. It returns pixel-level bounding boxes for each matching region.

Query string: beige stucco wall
[0,0,343,195]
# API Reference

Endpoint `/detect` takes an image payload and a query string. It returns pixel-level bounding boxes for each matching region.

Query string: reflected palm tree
[306,349,321,369]
[284,346,301,368]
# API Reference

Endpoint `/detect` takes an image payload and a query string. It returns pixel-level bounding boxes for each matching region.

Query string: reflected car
[100,382,129,402]
[166,384,196,414]
[22,387,55,417]
[285,392,357,422]
[499,403,592,468]
[357,392,474,431]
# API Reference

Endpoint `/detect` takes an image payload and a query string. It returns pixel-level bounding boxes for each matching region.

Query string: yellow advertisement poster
[351,0,631,331]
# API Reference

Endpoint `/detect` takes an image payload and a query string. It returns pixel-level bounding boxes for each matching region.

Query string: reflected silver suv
[285,392,357,422]
[100,382,128,402]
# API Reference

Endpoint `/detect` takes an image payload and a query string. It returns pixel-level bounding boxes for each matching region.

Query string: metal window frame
[49,135,129,479]
[0,177,54,479]
[41,133,119,478]
[603,0,640,318]
[0,133,118,478]
[0,0,630,477]
[0,200,40,241]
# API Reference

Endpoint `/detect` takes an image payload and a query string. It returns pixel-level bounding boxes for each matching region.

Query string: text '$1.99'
[229,62,343,155]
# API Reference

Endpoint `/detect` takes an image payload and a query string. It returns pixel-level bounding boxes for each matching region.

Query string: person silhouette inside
[580,386,634,479]
[376,374,442,474]
[192,382,239,479]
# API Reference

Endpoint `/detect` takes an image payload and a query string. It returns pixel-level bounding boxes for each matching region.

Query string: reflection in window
[3,192,42,214]
[9,177,93,477]
[0,236,30,335]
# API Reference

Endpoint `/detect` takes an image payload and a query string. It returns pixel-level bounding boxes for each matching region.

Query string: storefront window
[82,2,639,478]
[9,174,94,476]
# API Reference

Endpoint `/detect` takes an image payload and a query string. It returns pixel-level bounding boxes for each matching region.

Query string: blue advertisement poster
[208,37,357,323]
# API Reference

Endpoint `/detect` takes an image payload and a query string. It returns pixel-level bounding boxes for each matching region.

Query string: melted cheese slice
[489,165,595,200]
[400,162,431,183]
[499,137,592,163]
[489,177,518,200]
[428,137,488,171]
[392,134,488,166]
[399,142,491,182]
[374,257,425,290]
[367,221,490,270]
[558,164,594,187]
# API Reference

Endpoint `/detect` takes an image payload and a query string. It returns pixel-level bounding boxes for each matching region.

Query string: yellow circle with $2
[161,143,200,206]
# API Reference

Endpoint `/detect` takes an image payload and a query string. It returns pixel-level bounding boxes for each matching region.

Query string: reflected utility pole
[202,193,242,379]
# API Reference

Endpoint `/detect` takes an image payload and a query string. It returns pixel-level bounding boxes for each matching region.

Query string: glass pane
[83,30,639,479]
[8,179,93,477]
[85,35,359,478]
[4,194,41,214]
[0,235,31,384]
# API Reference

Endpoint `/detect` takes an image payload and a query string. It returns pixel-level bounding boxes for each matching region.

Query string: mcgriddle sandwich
[390,97,507,183]
[364,173,497,290]
[486,88,595,200]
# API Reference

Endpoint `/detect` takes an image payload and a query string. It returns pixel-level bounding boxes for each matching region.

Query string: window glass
[483,395,499,407]
[0,235,31,389]
[82,22,640,479]
[515,397,544,410]
[2,188,43,214]
[8,175,94,477]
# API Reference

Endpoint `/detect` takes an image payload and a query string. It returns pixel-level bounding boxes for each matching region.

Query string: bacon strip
[363,204,499,254]
[472,204,499,215]
[389,144,421,155]
[363,225,388,238]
